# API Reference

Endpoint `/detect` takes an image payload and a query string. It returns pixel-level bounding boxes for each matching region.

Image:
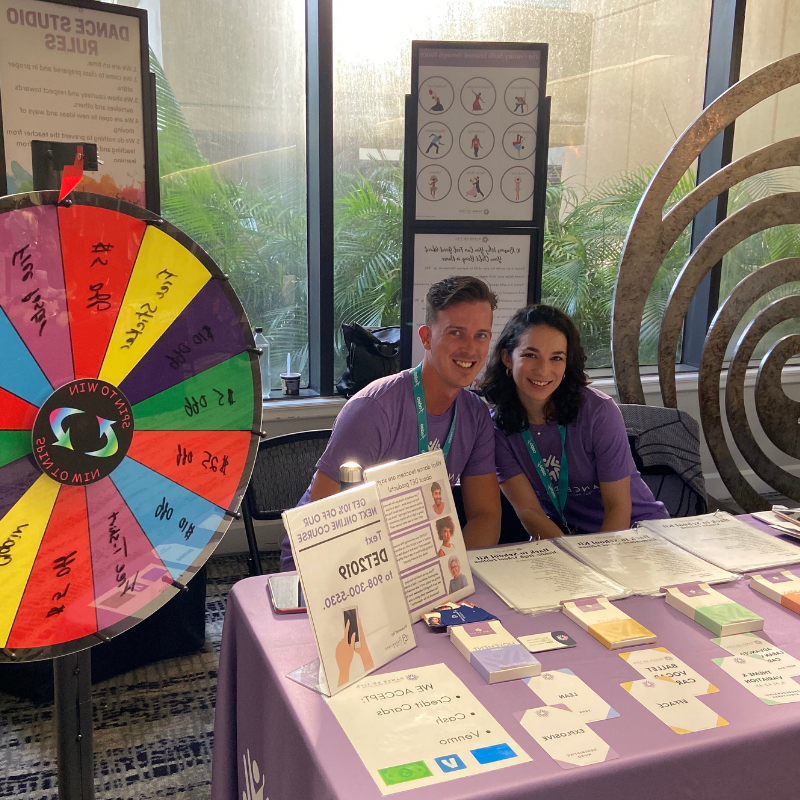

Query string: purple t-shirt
[280,370,495,570]
[494,386,668,533]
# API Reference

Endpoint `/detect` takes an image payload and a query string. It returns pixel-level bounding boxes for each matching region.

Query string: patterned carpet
[0,552,279,800]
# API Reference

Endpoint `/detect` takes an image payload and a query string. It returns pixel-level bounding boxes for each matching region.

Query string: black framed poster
[0,0,157,210]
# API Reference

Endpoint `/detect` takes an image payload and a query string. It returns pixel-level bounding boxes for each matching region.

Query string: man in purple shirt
[280,276,502,571]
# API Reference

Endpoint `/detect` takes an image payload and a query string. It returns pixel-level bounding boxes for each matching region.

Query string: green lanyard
[411,363,457,460]
[521,425,568,526]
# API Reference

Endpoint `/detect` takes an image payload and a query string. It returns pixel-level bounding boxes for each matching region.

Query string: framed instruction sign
[0,0,157,209]
[401,40,549,368]
[413,43,546,223]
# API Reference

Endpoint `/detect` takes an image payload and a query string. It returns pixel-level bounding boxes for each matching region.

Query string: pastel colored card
[517,631,577,654]
[619,647,718,695]
[664,582,763,636]
[621,679,728,733]
[713,633,800,677]
[561,596,655,649]
[516,705,618,770]
[750,570,800,616]
[713,655,800,704]
[524,668,618,722]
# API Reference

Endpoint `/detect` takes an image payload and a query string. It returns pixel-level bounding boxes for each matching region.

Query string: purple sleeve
[591,396,636,483]
[461,401,496,476]
[493,426,525,483]
[314,396,389,481]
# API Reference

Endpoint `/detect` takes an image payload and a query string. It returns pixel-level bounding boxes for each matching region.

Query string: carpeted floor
[0,552,279,800]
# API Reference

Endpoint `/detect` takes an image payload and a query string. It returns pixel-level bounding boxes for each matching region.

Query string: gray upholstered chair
[241,429,332,576]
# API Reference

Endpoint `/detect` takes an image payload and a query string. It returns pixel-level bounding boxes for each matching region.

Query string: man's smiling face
[419,300,493,391]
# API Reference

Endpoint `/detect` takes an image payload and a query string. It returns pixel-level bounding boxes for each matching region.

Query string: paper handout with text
[282,483,415,695]
[640,512,800,572]
[468,540,628,614]
[557,530,737,595]
[364,451,474,622]
[326,663,532,794]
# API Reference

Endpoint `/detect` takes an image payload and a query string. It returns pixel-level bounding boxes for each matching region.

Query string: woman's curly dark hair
[481,305,588,432]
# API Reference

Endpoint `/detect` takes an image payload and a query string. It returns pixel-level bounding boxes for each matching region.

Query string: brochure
[561,596,656,650]
[524,668,618,722]
[282,483,415,695]
[558,530,737,595]
[641,512,800,572]
[326,663,532,794]
[620,678,728,733]
[468,540,628,614]
[664,582,763,636]
[449,620,541,684]
[750,568,800,615]
[619,647,719,695]
[515,705,619,769]
[364,451,473,622]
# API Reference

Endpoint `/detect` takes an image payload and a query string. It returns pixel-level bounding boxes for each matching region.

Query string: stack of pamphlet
[450,620,541,684]
[561,596,656,649]
[468,540,628,615]
[664,582,763,636]
[750,568,800,615]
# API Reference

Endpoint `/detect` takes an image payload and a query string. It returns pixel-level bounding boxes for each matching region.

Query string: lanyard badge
[521,425,568,527]
[411,363,457,459]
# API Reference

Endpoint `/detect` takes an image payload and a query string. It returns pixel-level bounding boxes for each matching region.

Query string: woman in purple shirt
[482,305,667,538]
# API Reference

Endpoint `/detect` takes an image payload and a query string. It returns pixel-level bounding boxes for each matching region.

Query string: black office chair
[241,429,332,576]
[618,404,708,518]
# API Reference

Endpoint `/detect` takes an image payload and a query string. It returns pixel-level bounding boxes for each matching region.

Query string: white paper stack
[468,540,628,615]
[751,510,800,540]
[640,512,800,572]
[557,529,737,595]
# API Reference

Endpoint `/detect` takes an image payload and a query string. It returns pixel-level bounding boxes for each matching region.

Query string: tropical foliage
[153,44,800,379]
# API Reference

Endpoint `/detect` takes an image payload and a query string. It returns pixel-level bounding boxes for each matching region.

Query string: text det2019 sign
[0,0,146,204]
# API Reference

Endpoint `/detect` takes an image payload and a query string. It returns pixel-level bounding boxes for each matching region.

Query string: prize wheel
[0,192,261,662]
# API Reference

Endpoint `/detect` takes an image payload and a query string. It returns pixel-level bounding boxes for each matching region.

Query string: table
[211,516,800,800]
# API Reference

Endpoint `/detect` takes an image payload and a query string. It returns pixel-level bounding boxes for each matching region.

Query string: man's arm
[460,472,501,548]
[599,477,632,532]
[309,469,341,502]
[500,473,563,540]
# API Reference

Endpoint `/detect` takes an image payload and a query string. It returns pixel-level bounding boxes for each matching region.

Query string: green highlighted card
[378,761,433,786]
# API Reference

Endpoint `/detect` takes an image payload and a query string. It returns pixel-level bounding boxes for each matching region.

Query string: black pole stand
[54,649,94,800]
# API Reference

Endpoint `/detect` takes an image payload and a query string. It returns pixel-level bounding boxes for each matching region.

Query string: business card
[621,678,728,733]
[516,705,618,770]
[524,668,618,721]
[517,631,577,653]
[619,647,718,695]
[713,633,800,677]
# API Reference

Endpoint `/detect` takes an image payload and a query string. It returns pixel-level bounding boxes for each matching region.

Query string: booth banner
[415,46,541,222]
[0,0,146,204]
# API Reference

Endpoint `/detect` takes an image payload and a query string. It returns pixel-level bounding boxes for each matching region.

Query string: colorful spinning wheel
[0,192,261,662]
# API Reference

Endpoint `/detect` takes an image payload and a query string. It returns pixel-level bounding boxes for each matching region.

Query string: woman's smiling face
[502,324,568,414]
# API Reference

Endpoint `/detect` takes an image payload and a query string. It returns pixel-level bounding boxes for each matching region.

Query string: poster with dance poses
[413,44,545,222]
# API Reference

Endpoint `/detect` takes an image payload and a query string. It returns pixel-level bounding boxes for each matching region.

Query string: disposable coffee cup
[280,372,301,395]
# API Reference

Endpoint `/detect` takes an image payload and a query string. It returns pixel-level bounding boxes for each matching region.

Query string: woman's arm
[500,473,564,540]
[598,476,632,531]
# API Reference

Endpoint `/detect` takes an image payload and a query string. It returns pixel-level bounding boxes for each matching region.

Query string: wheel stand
[54,649,94,800]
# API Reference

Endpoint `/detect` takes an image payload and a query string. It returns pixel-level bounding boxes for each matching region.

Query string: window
[146,0,309,390]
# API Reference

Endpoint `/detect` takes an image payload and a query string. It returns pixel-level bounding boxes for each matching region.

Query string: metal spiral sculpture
[612,53,800,513]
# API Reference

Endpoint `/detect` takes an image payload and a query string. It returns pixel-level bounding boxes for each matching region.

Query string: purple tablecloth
[211,516,800,800]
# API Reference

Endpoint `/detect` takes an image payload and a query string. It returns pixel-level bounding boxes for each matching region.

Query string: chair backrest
[245,429,332,519]
[618,404,707,518]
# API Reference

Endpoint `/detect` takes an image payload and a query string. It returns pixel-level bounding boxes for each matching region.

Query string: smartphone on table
[267,573,307,613]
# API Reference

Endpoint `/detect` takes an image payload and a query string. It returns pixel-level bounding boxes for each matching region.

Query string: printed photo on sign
[418,122,453,160]
[460,77,496,115]
[458,167,492,204]
[459,123,494,161]
[419,76,454,114]
[417,165,452,202]
[503,123,535,161]
[504,77,538,116]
